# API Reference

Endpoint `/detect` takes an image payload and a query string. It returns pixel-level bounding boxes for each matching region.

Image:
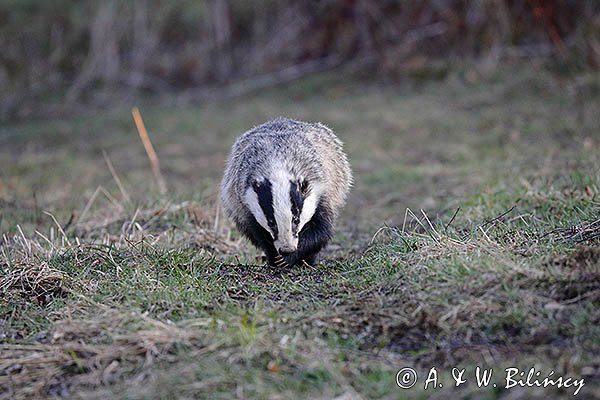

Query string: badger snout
[275,238,298,255]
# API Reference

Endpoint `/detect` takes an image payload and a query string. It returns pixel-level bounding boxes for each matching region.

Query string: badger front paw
[272,254,289,268]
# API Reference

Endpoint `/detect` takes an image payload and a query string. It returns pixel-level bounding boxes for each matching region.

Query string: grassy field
[1,64,599,399]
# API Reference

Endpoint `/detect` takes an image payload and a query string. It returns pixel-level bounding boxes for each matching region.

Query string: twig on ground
[444,207,461,233]
[480,205,517,230]
[131,107,166,195]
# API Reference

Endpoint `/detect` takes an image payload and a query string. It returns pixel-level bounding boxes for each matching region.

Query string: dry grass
[1,65,600,399]
[1,208,599,398]
[0,310,213,398]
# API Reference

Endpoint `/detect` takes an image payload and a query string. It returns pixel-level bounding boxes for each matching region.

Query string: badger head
[243,167,321,255]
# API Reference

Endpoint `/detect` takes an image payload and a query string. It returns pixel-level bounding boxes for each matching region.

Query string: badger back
[305,122,352,218]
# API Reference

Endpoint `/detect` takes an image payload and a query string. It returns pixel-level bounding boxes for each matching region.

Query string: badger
[220,117,352,268]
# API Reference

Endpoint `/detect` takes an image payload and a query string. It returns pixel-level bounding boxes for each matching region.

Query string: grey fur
[221,117,352,265]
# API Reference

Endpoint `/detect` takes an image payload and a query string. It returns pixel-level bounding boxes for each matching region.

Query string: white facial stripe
[298,188,320,233]
[271,169,295,247]
[244,187,273,238]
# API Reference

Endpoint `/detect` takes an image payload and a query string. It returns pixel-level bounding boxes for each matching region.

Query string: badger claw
[273,254,288,268]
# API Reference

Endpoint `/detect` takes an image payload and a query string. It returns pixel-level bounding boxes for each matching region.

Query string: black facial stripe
[289,181,304,229]
[253,179,278,240]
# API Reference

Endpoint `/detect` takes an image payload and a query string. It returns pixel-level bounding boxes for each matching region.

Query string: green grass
[1,64,600,399]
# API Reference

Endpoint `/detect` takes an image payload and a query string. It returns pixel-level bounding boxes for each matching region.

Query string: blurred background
[1,0,599,122]
[1,0,600,235]
[2,4,600,398]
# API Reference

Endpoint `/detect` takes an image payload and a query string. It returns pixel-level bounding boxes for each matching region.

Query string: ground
[1,63,599,399]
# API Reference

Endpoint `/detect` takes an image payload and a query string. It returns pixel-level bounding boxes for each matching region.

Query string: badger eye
[298,180,309,195]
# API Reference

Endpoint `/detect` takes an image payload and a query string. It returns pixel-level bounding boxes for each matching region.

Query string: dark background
[1,0,599,122]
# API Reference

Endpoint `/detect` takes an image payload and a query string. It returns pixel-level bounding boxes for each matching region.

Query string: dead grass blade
[102,149,131,204]
[43,211,71,247]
